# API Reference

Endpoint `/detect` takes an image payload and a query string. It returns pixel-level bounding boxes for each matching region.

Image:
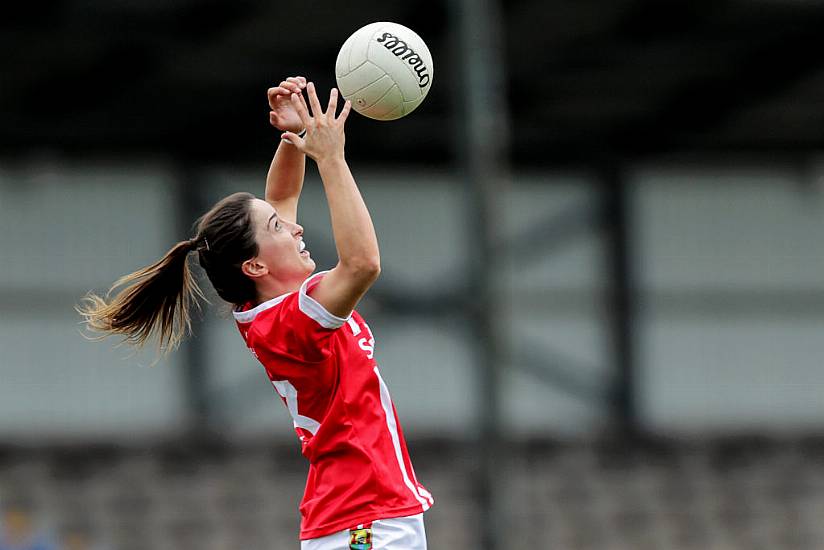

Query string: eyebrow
[267,212,278,229]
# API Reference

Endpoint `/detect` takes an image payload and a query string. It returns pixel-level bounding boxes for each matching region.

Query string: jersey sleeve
[250,271,349,363]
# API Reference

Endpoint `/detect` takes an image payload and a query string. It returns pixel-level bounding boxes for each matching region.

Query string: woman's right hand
[268,76,307,133]
[280,82,352,164]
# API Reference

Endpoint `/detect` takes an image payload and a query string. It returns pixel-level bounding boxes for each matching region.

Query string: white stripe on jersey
[416,486,433,501]
[299,271,350,329]
[374,367,433,510]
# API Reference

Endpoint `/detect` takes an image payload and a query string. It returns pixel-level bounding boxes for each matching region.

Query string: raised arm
[281,83,379,319]
[265,76,308,223]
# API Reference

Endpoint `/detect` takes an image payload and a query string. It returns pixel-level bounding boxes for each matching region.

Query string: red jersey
[233,271,434,540]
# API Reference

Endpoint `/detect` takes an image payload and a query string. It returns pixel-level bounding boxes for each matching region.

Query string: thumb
[281,132,305,149]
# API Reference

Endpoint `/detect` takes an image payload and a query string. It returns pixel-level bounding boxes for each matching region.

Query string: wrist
[316,155,347,170]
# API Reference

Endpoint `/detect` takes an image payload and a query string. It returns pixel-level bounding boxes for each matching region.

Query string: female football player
[79,77,433,549]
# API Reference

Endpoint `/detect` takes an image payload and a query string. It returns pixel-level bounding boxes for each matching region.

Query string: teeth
[299,240,306,252]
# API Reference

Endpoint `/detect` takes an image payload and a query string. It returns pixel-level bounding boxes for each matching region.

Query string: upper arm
[306,262,380,319]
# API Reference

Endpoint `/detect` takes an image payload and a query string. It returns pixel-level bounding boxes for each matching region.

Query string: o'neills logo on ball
[376,32,431,88]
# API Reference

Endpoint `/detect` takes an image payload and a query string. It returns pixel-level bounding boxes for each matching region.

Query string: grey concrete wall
[1,159,822,441]
[634,165,824,433]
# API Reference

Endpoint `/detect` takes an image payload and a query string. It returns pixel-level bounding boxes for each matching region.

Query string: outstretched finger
[291,93,312,127]
[306,82,324,118]
[337,99,352,124]
[326,88,339,120]
[297,89,309,113]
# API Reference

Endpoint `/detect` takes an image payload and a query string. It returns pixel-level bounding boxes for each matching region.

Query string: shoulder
[234,272,354,361]
[232,271,349,329]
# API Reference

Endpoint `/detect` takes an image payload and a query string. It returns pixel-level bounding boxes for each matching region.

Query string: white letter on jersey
[358,323,375,359]
[271,380,321,436]
[359,337,375,359]
[349,318,376,359]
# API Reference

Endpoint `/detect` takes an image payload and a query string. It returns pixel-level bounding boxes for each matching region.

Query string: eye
[274,219,282,231]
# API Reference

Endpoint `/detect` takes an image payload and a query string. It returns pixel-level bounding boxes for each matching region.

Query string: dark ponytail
[77,238,205,354]
[78,191,260,354]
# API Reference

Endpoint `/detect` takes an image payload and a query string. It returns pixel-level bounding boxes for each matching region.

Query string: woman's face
[248,198,315,287]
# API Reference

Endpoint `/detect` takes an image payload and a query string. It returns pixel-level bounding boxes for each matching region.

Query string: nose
[289,221,304,236]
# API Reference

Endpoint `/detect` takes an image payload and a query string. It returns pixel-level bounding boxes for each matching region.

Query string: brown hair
[77,192,260,354]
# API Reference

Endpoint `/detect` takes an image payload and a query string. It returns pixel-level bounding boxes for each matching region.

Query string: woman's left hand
[280,83,351,164]
[267,76,307,133]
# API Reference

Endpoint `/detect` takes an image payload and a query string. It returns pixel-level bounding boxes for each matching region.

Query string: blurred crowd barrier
[2,437,823,550]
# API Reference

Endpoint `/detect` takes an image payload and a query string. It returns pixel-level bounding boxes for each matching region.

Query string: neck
[255,277,301,305]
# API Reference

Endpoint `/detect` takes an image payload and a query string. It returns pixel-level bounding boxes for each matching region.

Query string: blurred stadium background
[2,1,824,549]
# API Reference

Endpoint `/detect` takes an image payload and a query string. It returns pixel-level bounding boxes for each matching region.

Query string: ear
[241,257,269,279]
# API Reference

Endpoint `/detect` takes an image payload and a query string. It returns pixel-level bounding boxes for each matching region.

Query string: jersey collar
[232,292,291,324]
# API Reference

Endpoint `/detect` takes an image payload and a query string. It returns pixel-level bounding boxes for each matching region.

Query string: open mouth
[299,239,310,257]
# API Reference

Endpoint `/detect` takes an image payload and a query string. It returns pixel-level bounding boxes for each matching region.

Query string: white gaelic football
[335,22,433,121]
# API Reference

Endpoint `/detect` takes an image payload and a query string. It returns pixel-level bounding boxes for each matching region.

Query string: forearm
[265,139,306,222]
[317,157,380,270]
